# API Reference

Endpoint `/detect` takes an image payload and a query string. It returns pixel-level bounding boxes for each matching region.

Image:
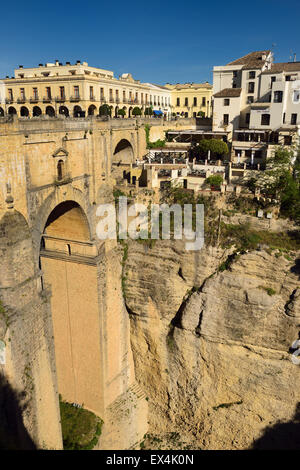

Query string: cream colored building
[1,60,171,118]
[165,82,213,118]
[212,51,300,173]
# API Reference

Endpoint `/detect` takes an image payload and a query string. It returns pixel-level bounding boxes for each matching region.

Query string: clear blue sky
[1,0,299,85]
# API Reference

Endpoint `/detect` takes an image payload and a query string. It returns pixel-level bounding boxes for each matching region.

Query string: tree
[205,174,223,188]
[197,138,228,158]
[197,111,205,118]
[144,107,153,116]
[118,109,126,118]
[132,107,142,117]
[248,146,300,224]
[99,104,111,116]
[208,139,229,157]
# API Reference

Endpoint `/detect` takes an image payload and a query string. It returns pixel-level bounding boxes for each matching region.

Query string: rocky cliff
[124,240,300,449]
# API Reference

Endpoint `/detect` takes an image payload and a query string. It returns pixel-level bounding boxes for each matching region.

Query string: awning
[153,110,163,115]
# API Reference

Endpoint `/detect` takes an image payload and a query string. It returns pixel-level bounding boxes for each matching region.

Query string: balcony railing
[100,96,106,102]
[55,96,66,102]
[5,98,13,104]
[30,96,39,103]
[115,97,120,103]
[17,97,26,103]
[89,95,95,101]
[109,97,114,103]
[43,96,52,102]
[70,95,80,102]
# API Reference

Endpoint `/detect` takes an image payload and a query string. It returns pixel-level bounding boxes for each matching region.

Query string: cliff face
[125,240,300,449]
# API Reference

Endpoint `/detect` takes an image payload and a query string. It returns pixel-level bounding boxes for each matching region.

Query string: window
[247,96,254,104]
[46,87,51,99]
[89,86,94,99]
[233,71,238,78]
[261,114,270,126]
[285,75,291,81]
[20,88,25,99]
[291,113,297,125]
[249,71,256,79]
[57,160,64,181]
[284,135,292,145]
[223,114,229,125]
[59,86,65,99]
[270,76,276,88]
[274,91,283,103]
[184,97,188,106]
[283,113,286,124]
[232,83,237,88]
[8,89,13,100]
[224,98,230,106]
[193,97,197,106]
[293,90,300,103]
[246,113,250,125]
[176,98,180,106]
[101,87,104,100]
[248,82,255,93]
[74,86,79,98]
[202,97,206,106]
[33,88,38,99]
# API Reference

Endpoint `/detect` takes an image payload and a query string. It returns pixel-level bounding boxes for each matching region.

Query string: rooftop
[214,88,242,98]
[227,50,271,68]
[261,62,300,74]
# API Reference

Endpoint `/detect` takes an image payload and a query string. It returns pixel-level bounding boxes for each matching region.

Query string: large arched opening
[73,105,82,117]
[88,104,97,116]
[20,106,29,117]
[113,139,134,164]
[39,201,103,414]
[46,106,55,117]
[0,107,4,117]
[59,106,69,117]
[8,107,17,115]
[33,106,42,117]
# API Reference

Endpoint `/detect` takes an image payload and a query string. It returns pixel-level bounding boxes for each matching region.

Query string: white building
[212,51,300,176]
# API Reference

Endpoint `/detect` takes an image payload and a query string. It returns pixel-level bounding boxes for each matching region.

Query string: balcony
[123,98,128,103]
[17,97,26,103]
[100,96,106,103]
[55,96,66,102]
[116,97,120,104]
[89,95,96,101]
[5,98,13,104]
[70,95,80,102]
[109,97,114,103]
[43,96,52,103]
[30,96,39,103]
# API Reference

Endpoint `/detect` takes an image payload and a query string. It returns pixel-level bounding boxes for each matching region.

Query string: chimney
[55,60,59,66]
[66,61,70,65]
[39,63,43,67]
[76,60,81,65]
[19,65,23,69]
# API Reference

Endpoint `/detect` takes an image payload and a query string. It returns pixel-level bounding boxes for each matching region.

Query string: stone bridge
[0,116,195,449]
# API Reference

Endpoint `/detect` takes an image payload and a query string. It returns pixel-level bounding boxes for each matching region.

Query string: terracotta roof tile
[214,88,242,98]
[261,62,300,74]
[227,50,270,68]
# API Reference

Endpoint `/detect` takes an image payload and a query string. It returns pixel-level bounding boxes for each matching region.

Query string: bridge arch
[112,138,134,164]
[39,199,103,414]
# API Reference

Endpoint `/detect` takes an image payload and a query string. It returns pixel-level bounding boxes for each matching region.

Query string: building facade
[212,51,300,176]
[165,82,213,118]
[1,60,171,119]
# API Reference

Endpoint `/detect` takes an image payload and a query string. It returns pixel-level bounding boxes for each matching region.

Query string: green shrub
[59,398,103,450]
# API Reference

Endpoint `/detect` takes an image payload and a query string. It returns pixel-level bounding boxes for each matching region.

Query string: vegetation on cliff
[59,397,103,450]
